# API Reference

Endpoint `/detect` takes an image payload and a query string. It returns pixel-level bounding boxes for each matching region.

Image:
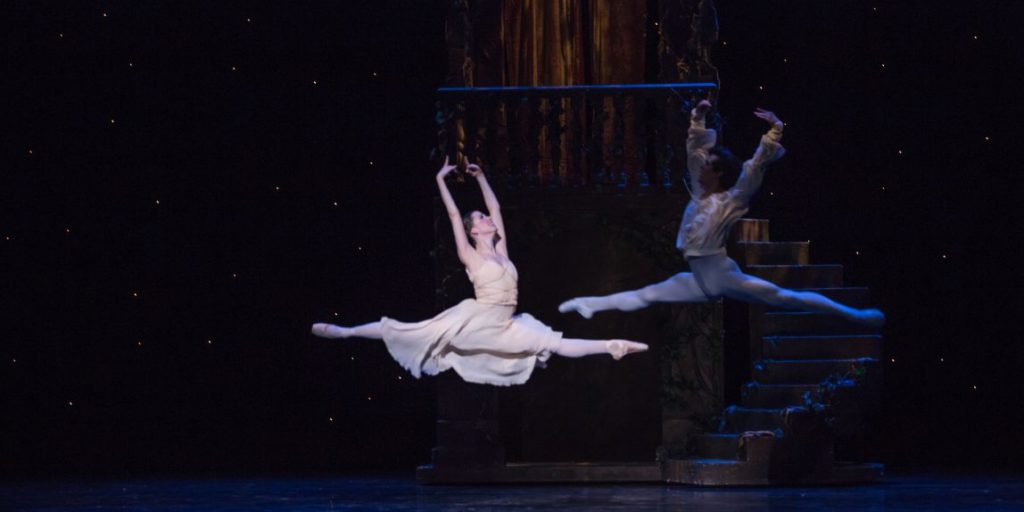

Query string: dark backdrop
[1,1,1021,477]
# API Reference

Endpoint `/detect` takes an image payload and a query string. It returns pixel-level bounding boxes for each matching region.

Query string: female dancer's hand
[754,108,783,128]
[437,156,458,180]
[465,161,484,179]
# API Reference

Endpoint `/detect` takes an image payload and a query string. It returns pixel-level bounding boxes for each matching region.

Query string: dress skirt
[380,298,563,386]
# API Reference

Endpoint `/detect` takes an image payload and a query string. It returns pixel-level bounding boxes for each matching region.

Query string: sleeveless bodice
[467,258,519,306]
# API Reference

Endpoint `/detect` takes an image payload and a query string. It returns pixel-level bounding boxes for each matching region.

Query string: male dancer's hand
[754,108,783,128]
[694,99,713,120]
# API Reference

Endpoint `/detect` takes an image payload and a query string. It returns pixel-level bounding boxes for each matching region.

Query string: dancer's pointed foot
[558,298,595,319]
[606,339,648,360]
[311,323,352,339]
[853,308,886,328]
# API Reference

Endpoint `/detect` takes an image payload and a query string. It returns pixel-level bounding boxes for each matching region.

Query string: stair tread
[685,458,740,465]
[728,406,788,413]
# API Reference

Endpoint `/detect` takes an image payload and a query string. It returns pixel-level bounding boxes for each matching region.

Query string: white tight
[310,323,645,359]
[570,254,873,322]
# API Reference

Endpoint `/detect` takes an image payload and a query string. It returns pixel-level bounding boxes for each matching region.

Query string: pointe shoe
[855,308,886,328]
[311,323,350,339]
[558,298,595,319]
[606,340,649,360]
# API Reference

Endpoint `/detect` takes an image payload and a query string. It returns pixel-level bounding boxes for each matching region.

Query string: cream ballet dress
[380,258,563,386]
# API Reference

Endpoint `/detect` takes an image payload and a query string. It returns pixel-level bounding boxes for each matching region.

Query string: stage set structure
[417,0,884,486]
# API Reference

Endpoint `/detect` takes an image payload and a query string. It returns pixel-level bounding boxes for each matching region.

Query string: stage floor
[2,472,1022,511]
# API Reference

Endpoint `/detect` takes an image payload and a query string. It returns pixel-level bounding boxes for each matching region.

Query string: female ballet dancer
[312,157,648,386]
[559,100,885,326]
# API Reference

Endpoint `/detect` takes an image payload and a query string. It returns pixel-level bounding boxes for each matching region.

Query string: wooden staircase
[663,219,884,485]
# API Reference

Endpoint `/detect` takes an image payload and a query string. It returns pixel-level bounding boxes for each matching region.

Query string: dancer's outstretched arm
[677,100,718,250]
[466,162,508,258]
[685,99,717,198]
[729,108,786,205]
[437,157,480,268]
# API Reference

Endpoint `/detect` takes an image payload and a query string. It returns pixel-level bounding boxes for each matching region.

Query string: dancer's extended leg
[558,272,709,318]
[719,271,885,327]
[554,338,649,360]
[311,321,383,339]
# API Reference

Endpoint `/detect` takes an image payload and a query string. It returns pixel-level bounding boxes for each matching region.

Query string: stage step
[662,218,884,487]
[693,433,741,459]
[761,311,881,336]
[763,335,883,360]
[733,241,809,266]
[753,358,878,385]
[742,383,820,408]
[721,406,788,432]
[747,264,844,289]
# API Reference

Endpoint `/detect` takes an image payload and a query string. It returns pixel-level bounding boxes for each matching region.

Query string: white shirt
[676,114,785,258]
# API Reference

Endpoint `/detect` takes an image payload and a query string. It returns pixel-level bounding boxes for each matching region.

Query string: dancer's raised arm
[686,99,717,198]
[466,162,508,257]
[437,157,479,267]
[729,108,786,205]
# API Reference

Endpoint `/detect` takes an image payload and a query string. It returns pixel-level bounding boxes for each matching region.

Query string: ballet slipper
[558,298,595,319]
[606,339,649,360]
[311,323,351,339]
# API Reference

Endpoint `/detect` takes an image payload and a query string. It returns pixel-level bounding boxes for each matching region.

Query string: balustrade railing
[435,82,717,191]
